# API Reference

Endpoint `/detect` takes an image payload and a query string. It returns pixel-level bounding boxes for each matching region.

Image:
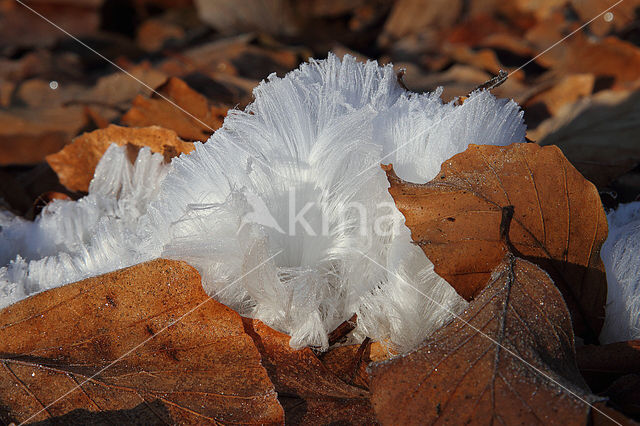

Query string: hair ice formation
[600,201,640,344]
[0,145,170,306]
[0,54,527,352]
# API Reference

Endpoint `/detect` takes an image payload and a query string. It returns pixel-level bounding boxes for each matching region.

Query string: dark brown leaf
[577,340,640,392]
[369,255,598,425]
[0,106,87,165]
[242,318,376,425]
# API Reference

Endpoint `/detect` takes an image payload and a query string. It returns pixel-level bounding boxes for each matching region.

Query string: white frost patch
[0,54,527,352]
[600,201,640,344]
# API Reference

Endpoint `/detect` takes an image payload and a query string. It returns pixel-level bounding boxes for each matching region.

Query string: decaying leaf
[121,77,227,141]
[384,143,608,341]
[534,89,640,188]
[242,318,376,425]
[0,259,283,424]
[369,255,597,425]
[46,124,194,192]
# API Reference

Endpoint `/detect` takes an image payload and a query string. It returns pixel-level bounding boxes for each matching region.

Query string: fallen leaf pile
[1,0,640,424]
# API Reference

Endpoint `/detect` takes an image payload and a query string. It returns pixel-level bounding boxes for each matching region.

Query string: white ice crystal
[0,54,527,352]
[0,145,170,306]
[600,201,640,344]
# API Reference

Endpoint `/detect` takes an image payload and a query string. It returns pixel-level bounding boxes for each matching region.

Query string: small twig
[348,337,371,385]
[473,69,508,93]
[328,313,358,347]
[396,68,409,91]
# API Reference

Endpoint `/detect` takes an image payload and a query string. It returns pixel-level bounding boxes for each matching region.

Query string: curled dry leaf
[46,124,194,192]
[384,143,608,341]
[242,318,376,425]
[369,255,597,425]
[0,259,283,424]
[121,77,227,141]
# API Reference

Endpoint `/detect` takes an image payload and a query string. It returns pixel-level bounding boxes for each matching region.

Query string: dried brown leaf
[526,73,595,116]
[0,0,102,49]
[0,106,87,165]
[380,0,463,46]
[0,259,283,424]
[369,255,597,425]
[577,340,640,392]
[534,89,640,188]
[46,124,193,192]
[384,143,608,340]
[0,131,68,166]
[242,318,376,425]
[121,77,227,141]
[572,0,640,37]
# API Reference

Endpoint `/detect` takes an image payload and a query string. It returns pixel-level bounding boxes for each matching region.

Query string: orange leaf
[384,143,608,341]
[121,77,227,141]
[369,255,596,425]
[0,259,283,424]
[46,124,194,192]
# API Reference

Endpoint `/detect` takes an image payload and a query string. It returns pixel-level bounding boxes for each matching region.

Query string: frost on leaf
[369,255,597,425]
[384,143,608,342]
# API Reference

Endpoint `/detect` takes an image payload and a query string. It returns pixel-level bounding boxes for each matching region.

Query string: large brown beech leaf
[384,143,608,341]
[47,124,194,192]
[369,255,598,425]
[0,259,283,424]
[242,318,376,425]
